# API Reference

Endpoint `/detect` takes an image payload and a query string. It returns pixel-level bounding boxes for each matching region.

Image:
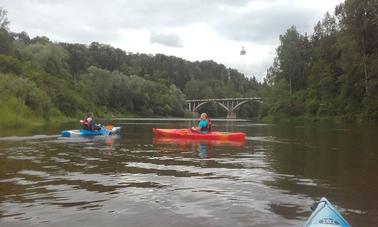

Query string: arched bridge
[186,97,263,119]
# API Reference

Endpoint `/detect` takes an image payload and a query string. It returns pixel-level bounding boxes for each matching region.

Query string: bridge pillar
[227,111,236,119]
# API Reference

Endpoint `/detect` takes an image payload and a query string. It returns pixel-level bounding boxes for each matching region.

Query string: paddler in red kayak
[191,113,212,133]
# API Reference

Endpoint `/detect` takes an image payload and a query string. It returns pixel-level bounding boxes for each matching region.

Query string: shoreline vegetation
[0,0,377,130]
[0,113,373,130]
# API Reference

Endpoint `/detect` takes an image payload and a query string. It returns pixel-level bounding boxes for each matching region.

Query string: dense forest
[0,0,377,127]
[265,0,378,122]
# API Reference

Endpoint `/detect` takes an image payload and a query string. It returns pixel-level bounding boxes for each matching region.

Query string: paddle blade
[106,125,113,131]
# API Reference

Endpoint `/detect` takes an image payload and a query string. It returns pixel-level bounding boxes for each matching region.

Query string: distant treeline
[0,0,377,128]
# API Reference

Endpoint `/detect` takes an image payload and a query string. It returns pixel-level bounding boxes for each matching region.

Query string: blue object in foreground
[304,197,351,227]
[61,127,121,137]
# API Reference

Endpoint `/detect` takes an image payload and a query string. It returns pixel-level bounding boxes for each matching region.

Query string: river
[0,119,377,226]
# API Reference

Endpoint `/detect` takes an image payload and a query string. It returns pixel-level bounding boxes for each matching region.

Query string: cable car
[240,46,246,55]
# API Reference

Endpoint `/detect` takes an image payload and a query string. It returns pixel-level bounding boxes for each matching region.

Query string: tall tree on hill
[276,26,311,94]
[336,0,378,96]
[0,7,12,55]
[0,7,9,30]
[60,43,89,81]
[309,12,341,102]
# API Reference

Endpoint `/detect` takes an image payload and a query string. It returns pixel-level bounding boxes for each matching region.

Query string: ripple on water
[0,135,59,142]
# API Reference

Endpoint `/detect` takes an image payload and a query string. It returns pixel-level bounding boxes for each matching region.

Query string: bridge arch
[231,99,264,112]
[192,101,231,113]
[192,101,211,112]
[186,97,263,118]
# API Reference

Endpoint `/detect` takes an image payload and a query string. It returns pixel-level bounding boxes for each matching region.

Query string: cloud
[150,32,183,48]
[213,7,318,44]
[210,0,336,44]
[0,0,344,81]
[2,0,337,45]
[1,0,265,41]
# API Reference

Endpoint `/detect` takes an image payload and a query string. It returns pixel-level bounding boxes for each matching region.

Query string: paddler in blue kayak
[81,112,101,130]
[191,113,212,133]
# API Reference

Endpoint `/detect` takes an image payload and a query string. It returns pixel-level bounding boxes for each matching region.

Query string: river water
[0,119,377,226]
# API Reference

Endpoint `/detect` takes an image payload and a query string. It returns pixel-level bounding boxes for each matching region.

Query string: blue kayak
[61,126,121,137]
[304,197,350,227]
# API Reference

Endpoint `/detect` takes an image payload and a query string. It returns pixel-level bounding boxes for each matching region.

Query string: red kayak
[153,137,246,147]
[152,128,246,141]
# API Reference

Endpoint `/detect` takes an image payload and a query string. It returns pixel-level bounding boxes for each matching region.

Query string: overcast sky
[1,0,344,81]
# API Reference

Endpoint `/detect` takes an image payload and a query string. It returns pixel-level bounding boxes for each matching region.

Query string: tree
[265,57,281,87]
[79,66,113,107]
[0,7,9,31]
[0,8,12,55]
[21,43,70,77]
[13,31,31,46]
[307,12,341,113]
[276,26,311,94]
[184,79,214,99]
[88,42,128,72]
[61,43,89,81]
[336,0,378,95]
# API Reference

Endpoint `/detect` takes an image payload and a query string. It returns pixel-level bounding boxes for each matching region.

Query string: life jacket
[81,118,91,130]
[200,119,212,132]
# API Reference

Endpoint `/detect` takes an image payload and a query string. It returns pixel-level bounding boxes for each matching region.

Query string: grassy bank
[0,111,74,128]
[0,105,137,129]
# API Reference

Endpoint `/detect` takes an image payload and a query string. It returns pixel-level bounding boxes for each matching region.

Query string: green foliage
[60,43,88,81]
[79,66,113,106]
[264,0,378,122]
[53,90,82,117]
[184,80,214,99]
[0,96,32,128]
[0,74,52,117]
[0,29,13,55]
[0,55,22,74]
[275,26,311,94]
[20,42,70,78]
[0,73,56,127]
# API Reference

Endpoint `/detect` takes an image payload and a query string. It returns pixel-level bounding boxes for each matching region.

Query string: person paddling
[81,112,100,130]
[191,113,211,133]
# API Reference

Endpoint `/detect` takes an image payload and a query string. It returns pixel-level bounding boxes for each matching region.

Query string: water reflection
[152,137,245,159]
[58,134,120,145]
[198,143,208,159]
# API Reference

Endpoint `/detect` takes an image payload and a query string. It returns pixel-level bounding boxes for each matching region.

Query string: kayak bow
[304,197,350,227]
